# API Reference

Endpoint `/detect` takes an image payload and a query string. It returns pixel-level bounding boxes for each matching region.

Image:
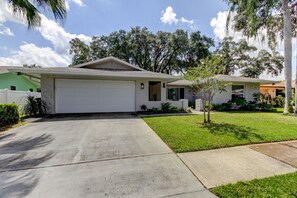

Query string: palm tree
[6,0,67,28]
[226,0,293,114]
[282,0,293,114]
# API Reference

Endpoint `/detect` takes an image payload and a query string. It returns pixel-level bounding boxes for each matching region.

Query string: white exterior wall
[0,89,41,109]
[212,83,260,104]
[135,80,187,111]
[41,76,186,114]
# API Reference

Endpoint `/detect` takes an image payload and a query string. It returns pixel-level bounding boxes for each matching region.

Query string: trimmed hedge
[0,103,20,128]
[212,99,275,112]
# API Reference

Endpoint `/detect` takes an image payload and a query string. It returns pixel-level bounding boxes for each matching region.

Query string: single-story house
[260,80,296,98]
[167,75,279,104]
[8,57,279,114]
[0,66,40,92]
[8,57,187,114]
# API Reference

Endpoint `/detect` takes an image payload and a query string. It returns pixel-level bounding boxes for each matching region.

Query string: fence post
[4,89,8,104]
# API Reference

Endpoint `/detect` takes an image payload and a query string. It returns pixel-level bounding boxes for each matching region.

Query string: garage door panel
[55,79,135,113]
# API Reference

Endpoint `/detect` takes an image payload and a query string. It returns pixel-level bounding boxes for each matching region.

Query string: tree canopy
[225,0,294,114]
[214,37,284,78]
[69,27,215,74]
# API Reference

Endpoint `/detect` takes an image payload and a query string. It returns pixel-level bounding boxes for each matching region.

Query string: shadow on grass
[203,122,264,141]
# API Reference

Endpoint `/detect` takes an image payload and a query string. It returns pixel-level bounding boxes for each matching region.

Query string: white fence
[0,89,41,108]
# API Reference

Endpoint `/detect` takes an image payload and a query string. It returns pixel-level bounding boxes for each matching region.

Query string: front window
[168,88,185,101]
[149,81,161,101]
[232,85,244,101]
[10,86,16,91]
[276,89,285,97]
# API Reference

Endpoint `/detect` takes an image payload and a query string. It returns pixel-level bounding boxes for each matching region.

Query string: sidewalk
[178,141,297,188]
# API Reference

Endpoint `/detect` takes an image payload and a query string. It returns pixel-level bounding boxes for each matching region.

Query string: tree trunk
[202,99,207,124]
[282,0,293,114]
[295,45,297,115]
[207,98,211,123]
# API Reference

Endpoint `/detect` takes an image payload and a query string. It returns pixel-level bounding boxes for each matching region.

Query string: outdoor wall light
[141,83,144,89]
[163,83,166,88]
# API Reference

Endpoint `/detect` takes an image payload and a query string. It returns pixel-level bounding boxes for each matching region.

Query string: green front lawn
[143,112,297,152]
[211,172,297,198]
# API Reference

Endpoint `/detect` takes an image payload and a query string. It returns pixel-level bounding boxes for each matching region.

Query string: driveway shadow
[0,133,54,196]
[1,134,54,153]
[0,133,16,141]
[0,171,38,198]
[36,113,138,122]
[203,123,263,141]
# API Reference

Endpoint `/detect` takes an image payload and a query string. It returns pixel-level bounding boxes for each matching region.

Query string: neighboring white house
[167,75,279,104]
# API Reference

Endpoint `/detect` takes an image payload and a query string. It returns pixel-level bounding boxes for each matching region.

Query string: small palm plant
[23,96,47,117]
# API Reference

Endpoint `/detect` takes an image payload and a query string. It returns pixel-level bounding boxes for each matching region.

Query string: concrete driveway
[0,114,215,198]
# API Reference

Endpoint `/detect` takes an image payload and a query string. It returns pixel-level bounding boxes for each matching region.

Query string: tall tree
[226,0,293,114]
[6,0,67,28]
[214,37,283,78]
[69,27,214,74]
[69,38,91,65]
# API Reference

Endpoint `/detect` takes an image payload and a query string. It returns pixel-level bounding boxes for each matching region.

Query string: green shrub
[161,102,180,113]
[272,96,285,108]
[0,103,20,128]
[290,99,295,107]
[233,98,248,106]
[213,99,275,112]
[188,101,195,108]
[22,96,47,117]
[161,102,172,112]
[147,107,159,113]
[288,105,294,114]
[140,104,147,111]
[213,102,232,111]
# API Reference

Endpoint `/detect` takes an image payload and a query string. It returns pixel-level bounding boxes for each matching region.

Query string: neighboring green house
[0,66,40,92]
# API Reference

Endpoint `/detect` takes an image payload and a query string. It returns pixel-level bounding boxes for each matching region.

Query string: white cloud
[0,1,91,67]
[0,26,14,36]
[65,0,85,10]
[161,6,178,25]
[210,11,283,51]
[70,0,84,7]
[161,6,195,28]
[37,15,91,53]
[0,43,70,67]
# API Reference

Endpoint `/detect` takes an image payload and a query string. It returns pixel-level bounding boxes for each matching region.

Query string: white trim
[71,56,145,71]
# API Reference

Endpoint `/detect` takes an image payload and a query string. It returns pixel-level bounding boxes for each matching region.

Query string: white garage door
[55,79,136,113]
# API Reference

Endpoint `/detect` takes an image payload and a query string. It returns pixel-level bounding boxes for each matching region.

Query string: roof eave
[7,68,178,80]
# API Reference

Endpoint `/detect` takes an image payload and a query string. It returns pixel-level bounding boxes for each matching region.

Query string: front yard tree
[226,0,293,114]
[186,56,227,124]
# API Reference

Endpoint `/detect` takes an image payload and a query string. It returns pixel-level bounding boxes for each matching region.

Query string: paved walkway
[0,114,216,198]
[179,141,297,188]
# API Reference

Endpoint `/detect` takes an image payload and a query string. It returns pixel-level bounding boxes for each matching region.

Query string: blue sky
[0,0,294,80]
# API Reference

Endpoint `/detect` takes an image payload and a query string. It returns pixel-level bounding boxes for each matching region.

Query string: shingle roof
[7,66,178,80]
[168,75,280,86]
[0,66,23,74]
